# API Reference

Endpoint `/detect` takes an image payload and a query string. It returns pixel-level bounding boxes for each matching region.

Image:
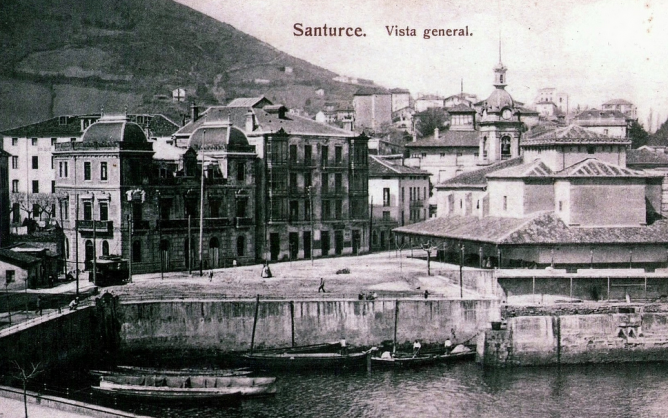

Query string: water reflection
[39,361,668,418]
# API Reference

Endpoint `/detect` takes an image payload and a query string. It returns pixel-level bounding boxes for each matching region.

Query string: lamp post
[460,244,465,299]
[127,214,133,283]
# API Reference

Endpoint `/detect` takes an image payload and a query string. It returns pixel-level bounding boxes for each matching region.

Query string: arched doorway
[132,240,142,263]
[102,240,109,257]
[84,240,94,270]
[209,237,220,269]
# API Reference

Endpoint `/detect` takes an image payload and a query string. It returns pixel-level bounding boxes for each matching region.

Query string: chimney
[434,127,439,139]
[245,110,255,132]
[190,102,199,122]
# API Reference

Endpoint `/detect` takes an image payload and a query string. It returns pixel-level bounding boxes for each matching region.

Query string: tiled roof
[516,106,539,115]
[446,104,476,113]
[253,110,354,136]
[1,115,90,137]
[487,159,553,179]
[368,155,430,177]
[573,109,628,122]
[406,130,479,148]
[147,115,180,137]
[394,212,668,245]
[354,86,390,95]
[627,149,668,166]
[603,99,633,106]
[416,94,443,101]
[389,88,410,94]
[522,124,630,146]
[436,157,524,189]
[0,248,40,268]
[556,158,655,178]
[227,97,270,107]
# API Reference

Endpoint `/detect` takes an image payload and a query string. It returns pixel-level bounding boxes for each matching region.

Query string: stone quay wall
[478,310,668,367]
[118,298,501,353]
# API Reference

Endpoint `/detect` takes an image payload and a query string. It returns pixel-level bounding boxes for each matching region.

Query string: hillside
[0,0,361,130]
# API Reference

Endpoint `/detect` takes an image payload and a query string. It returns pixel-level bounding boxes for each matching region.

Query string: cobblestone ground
[107,251,481,300]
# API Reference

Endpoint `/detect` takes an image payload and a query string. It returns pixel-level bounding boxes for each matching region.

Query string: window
[335,199,342,220]
[335,173,342,193]
[501,136,511,159]
[31,138,37,146]
[32,204,40,218]
[32,180,39,194]
[321,173,329,193]
[559,201,563,211]
[304,145,312,165]
[289,200,299,221]
[11,138,17,146]
[51,156,54,169]
[604,129,609,135]
[401,187,405,202]
[335,146,342,164]
[32,156,38,169]
[503,196,507,211]
[321,146,329,166]
[133,203,142,222]
[382,211,391,221]
[322,199,330,220]
[100,162,108,180]
[499,74,504,84]
[383,188,390,206]
[587,146,595,154]
[59,116,68,125]
[84,162,91,180]
[102,241,109,256]
[59,161,68,178]
[11,156,17,169]
[51,138,57,146]
[237,161,245,181]
[12,203,20,223]
[83,201,92,220]
[99,202,108,221]
[210,200,220,218]
[132,241,142,263]
[12,180,18,193]
[289,172,298,193]
[51,181,55,193]
[304,172,312,188]
[289,145,297,163]
[440,152,445,158]
[61,199,69,220]
[304,200,311,221]
[421,153,427,158]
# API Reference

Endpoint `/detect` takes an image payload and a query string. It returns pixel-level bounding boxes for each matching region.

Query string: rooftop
[436,157,524,189]
[603,99,634,106]
[487,159,553,179]
[406,130,479,148]
[0,248,41,268]
[556,158,656,178]
[368,155,430,177]
[522,124,631,146]
[627,149,668,167]
[394,212,668,245]
[354,86,390,96]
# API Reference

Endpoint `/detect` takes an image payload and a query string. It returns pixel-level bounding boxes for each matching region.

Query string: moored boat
[371,346,475,369]
[91,366,252,377]
[241,348,376,371]
[91,373,277,403]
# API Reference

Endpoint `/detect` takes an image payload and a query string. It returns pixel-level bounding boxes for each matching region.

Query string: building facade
[353,87,392,132]
[368,156,430,251]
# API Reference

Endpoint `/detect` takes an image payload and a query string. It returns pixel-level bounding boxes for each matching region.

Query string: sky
[176,0,668,131]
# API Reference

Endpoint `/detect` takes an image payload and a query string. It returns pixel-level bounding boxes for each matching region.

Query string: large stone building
[368,155,430,251]
[602,99,637,120]
[173,98,370,262]
[54,113,257,276]
[572,109,630,138]
[1,113,179,229]
[396,124,668,271]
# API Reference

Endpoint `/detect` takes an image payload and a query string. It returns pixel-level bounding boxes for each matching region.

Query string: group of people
[358,291,378,300]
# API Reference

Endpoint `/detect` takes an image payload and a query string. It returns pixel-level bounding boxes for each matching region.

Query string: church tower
[477,43,524,164]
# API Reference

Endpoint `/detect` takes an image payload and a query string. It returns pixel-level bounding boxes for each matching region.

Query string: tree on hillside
[414,108,448,138]
[628,120,649,149]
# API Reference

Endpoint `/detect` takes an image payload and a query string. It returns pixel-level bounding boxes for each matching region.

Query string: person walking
[35,296,43,315]
[318,277,326,293]
[209,270,213,282]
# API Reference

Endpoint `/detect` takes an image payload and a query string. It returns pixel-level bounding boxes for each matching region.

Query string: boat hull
[241,350,372,371]
[371,351,475,369]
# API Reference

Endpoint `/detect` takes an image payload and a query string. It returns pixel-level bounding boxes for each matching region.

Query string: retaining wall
[478,311,668,367]
[119,298,501,353]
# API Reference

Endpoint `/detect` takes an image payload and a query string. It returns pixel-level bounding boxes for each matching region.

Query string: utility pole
[460,244,465,299]
[127,214,132,283]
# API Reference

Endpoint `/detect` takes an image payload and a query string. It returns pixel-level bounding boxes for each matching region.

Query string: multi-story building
[602,99,637,120]
[535,88,569,115]
[2,113,179,228]
[414,95,445,112]
[0,150,9,247]
[390,88,411,113]
[572,109,629,138]
[368,155,430,251]
[54,113,256,276]
[353,87,392,132]
[173,97,370,262]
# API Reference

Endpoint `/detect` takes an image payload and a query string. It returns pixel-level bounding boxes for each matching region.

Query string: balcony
[288,160,317,170]
[77,220,113,234]
[235,217,254,228]
[322,161,347,171]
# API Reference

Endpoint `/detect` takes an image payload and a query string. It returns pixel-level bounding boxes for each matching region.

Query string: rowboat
[91,374,277,403]
[371,346,475,369]
[241,348,376,371]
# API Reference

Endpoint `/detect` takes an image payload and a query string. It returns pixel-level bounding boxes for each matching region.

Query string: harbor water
[43,361,668,418]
